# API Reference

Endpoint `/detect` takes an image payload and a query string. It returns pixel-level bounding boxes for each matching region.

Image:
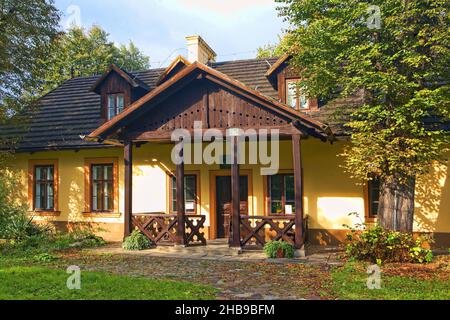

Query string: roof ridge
[66,57,281,81]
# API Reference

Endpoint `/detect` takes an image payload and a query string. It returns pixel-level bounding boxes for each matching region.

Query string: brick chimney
[186,35,217,64]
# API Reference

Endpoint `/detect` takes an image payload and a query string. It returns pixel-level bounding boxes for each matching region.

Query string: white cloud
[156,0,277,25]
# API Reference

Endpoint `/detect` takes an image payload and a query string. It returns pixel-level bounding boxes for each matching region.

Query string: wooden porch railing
[131,213,207,247]
[239,215,307,249]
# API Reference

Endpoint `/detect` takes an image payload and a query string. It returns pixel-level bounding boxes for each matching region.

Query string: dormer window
[286,79,308,110]
[107,93,124,120]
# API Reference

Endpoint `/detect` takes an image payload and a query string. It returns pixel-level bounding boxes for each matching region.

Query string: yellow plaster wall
[6,140,450,241]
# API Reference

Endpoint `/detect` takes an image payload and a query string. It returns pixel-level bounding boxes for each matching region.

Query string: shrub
[264,240,295,258]
[122,231,152,251]
[33,253,58,262]
[2,214,52,241]
[0,230,106,257]
[345,219,433,264]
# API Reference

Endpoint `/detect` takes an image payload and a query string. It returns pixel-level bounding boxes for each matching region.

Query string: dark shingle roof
[1,57,283,152]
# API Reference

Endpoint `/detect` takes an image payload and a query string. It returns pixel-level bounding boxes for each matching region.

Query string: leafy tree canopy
[43,25,150,93]
[257,34,292,58]
[276,0,449,183]
[0,0,60,121]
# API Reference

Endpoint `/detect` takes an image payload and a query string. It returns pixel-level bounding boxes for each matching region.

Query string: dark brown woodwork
[127,126,302,141]
[157,56,190,85]
[184,215,207,246]
[89,63,327,141]
[127,80,291,137]
[96,71,149,123]
[292,134,304,248]
[230,136,241,248]
[132,213,206,246]
[175,140,186,246]
[202,83,210,128]
[216,176,249,238]
[239,215,296,248]
[124,141,133,238]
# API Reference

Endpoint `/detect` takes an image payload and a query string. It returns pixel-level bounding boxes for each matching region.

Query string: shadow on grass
[0,266,217,300]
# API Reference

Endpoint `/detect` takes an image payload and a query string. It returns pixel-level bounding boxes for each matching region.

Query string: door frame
[209,169,253,240]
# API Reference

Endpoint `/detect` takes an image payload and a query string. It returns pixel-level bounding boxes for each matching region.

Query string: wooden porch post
[176,140,186,246]
[292,134,304,249]
[230,135,241,248]
[124,140,133,238]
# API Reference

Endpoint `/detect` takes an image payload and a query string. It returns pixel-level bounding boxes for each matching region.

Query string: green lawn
[0,265,216,300]
[331,263,450,300]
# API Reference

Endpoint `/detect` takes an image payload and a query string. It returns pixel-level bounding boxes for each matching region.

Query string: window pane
[270,175,282,200]
[185,176,195,202]
[171,176,177,212]
[35,182,42,209]
[103,181,113,211]
[92,165,101,180]
[47,185,54,210]
[299,95,308,109]
[47,167,54,181]
[369,179,381,217]
[172,175,197,212]
[285,175,295,202]
[107,182,114,210]
[35,167,42,180]
[104,165,113,180]
[92,182,100,211]
[271,201,283,214]
[107,95,116,120]
[117,95,124,113]
[286,81,297,109]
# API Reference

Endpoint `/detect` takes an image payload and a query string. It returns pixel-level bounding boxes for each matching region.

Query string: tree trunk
[378,176,415,232]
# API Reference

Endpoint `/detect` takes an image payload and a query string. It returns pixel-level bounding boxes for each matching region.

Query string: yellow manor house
[3,36,450,251]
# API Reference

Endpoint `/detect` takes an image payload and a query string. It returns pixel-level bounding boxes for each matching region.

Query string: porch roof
[87,61,331,142]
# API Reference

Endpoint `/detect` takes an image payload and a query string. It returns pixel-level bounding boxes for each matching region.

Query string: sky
[54,0,288,68]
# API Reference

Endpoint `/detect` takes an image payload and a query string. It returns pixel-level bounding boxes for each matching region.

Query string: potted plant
[264,240,295,259]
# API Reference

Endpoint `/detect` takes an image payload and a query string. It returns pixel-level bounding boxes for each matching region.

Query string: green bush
[263,240,295,258]
[2,213,52,241]
[122,231,152,251]
[0,230,106,257]
[33,253,58,262]
[345,222,433,264]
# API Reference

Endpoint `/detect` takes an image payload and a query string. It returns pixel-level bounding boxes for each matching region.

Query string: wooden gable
[87,62,329,142]
[90,66,149,123]
[125,79,292,140]
[157,55,191,85]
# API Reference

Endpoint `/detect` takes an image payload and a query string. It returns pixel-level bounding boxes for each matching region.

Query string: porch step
[153,239,242,257]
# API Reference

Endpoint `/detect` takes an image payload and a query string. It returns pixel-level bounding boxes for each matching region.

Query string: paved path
[61,242,344,300]
[87,242,344,266]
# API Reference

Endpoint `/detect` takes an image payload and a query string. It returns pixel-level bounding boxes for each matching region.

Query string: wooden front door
[215,176,248,238]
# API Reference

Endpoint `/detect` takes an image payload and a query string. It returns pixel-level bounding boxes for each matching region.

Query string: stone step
[153,242,242,256]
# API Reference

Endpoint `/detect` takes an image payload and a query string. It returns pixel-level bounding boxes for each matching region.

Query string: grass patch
[332,262,450,300]
[0,265,216,300]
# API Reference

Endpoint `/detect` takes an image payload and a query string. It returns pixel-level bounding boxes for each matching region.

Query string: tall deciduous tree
[276,0,449,231]
[257,34,292,58]
[43,25,150,92]
[0,0,60,120]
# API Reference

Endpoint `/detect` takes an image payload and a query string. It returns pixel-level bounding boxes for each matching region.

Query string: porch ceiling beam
[125,125,305,142]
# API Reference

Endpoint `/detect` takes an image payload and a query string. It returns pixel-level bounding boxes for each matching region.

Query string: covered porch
[124,133,308,252]
[85,61,330,253]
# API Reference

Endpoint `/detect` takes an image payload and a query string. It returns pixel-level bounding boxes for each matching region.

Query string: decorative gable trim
[265,54,291,78]
[157,55,191,85]
[89,64,150,94]
[87,61,331,141]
